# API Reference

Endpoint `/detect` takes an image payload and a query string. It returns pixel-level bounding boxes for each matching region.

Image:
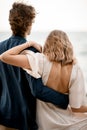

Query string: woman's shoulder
[69,62,84,87]
[72,62,82,74]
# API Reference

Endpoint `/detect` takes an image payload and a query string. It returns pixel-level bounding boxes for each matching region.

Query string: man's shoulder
[0,36,27,50]
[0,36,12,47]
[0,39,9,53]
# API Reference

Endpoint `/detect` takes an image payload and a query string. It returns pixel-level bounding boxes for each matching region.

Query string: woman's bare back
[46,62,73,93]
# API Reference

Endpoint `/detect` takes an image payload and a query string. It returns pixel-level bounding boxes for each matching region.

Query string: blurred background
[0,0,87,92]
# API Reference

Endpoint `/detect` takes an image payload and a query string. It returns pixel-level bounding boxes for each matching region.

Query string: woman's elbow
[0,54,4,61]
[0,54,8,63]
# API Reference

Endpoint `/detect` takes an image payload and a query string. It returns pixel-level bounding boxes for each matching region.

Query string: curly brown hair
[9,2,36,37]
[43,30,74,65]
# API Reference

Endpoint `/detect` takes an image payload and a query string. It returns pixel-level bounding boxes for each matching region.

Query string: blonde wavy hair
[43,30,74,65]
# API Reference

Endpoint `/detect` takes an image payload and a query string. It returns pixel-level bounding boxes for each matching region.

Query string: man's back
[0,36,37,130]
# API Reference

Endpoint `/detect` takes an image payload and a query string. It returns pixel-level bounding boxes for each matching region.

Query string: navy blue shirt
[0,36,69,130]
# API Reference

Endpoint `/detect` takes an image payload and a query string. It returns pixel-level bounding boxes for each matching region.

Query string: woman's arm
[0,41,42,69]
[70,67,87,113]
[71,106,87,113]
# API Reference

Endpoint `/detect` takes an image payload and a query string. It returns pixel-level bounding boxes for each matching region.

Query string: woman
[0,30,87,130]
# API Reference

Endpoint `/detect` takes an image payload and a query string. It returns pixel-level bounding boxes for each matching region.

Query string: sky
[0,0,87,32]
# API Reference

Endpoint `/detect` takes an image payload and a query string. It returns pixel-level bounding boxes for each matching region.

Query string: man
[0,2,69,130]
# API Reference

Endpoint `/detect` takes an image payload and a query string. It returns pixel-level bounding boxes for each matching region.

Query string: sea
[0,31,87,93]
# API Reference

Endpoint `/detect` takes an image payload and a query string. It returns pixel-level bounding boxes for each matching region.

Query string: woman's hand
[27,41,42,52]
